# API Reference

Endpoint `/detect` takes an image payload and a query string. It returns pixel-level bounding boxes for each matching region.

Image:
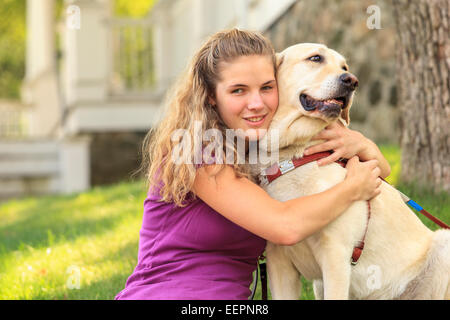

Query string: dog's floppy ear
[339,107,350,127]
[275,52,284,70]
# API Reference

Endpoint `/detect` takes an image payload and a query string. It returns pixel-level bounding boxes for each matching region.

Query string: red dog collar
[259,151,346,185]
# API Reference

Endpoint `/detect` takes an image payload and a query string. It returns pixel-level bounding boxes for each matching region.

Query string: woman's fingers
[316,151,342,166]
[347,155,359,165]
[344,156,384,201]
[305,140,339,156]
[366,159,379,170]
[374,166,381,178]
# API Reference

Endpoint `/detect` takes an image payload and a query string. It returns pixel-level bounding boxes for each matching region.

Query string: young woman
[115,28,390,300]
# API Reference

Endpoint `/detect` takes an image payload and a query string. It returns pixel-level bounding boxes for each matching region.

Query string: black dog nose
[339,73,359,91]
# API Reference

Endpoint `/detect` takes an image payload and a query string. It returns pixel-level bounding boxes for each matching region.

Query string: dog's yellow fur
[257,43,450,300]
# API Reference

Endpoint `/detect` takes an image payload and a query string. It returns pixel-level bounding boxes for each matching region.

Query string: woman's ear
[208,97,216,107]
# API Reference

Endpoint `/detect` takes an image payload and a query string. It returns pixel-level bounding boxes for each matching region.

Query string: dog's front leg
[320,248,352,300]
[266,243,302,300]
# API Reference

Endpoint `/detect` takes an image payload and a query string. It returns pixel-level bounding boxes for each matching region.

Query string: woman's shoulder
[146,181,198,207]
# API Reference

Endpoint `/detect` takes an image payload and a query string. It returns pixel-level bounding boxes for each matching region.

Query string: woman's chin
[241,128,268,142]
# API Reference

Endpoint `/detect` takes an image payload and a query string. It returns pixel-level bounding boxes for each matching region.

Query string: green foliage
[0,0,26,99]
[112,1,158,92]
[113,0,157,17]
[0,0,157,99]
[379,143,401,186]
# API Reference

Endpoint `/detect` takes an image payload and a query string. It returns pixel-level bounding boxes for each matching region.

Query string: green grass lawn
[0,145,448,300]
[0,181,147,299]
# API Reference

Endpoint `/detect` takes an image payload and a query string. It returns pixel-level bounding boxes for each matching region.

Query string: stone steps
[0,138,90,200]
[0,140,60,199]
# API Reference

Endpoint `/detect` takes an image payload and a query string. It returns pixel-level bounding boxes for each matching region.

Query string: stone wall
[265,0,400,143]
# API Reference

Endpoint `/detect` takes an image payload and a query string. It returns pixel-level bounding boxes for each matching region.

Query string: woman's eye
[262,86,273,91]
[308,55,323,62]
[232,88,244,94]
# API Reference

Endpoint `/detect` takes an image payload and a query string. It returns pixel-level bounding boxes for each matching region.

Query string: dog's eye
[342,66,348,71]
[308,55,323,62]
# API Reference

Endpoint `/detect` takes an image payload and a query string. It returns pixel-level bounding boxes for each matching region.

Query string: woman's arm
[304,122,391,178]
[193,156,381,246]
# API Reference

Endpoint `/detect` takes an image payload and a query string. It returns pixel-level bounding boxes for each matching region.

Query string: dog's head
[267,43,358,150]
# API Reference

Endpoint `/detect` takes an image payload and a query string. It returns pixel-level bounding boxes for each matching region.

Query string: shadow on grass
[0,182,146,254]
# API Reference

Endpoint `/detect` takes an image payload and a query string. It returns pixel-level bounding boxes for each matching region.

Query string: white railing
[107,17,157,97]
[0,102,31,138]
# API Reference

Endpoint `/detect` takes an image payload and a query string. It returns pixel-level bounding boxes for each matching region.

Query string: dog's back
[348,180,436,299]
[395,229,450,299]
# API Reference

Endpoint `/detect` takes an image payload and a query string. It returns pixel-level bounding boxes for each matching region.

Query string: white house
[0,0,297,199]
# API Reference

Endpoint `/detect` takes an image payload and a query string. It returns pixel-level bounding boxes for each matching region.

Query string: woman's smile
[243,114,268,126]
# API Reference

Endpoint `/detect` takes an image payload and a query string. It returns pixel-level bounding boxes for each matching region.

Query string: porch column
[63,0,111,106]
[24,0,60,137]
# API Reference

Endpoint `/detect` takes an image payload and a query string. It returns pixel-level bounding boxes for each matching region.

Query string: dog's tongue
[318,98,343,117]
[323,98,343,106]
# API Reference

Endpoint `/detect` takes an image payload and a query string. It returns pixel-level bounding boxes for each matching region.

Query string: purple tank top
[115,184,266,300]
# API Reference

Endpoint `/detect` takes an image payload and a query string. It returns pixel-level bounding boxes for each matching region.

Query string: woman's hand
[344,156,382,201]
[304,122,365,165]
[304,122,391,178]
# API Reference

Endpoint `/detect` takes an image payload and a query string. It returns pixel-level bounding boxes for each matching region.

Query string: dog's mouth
[300,93,349,118]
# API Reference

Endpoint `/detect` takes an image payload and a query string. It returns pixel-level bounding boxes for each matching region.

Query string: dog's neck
[261,110,330,164]
[278,138,326,160]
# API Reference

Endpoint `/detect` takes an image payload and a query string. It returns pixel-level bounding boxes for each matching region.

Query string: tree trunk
[392,0,450,192]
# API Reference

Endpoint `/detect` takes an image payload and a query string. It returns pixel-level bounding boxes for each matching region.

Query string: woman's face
[211,54,278,141]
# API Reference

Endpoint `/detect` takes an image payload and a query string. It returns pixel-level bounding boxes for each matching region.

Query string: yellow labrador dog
[256,43,450,300]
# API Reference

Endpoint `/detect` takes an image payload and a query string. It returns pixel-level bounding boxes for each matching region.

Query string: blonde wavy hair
[141,28,276,206]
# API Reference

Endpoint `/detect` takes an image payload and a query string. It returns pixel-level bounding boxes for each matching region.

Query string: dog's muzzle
[299,94,347,116]
[339,73,358,92]
[299,72,358,116]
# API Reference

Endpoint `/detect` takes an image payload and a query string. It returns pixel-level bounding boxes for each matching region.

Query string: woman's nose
[247,93,264,110]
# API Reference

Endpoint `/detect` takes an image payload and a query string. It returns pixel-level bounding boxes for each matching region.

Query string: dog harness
[258,151,371,266]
